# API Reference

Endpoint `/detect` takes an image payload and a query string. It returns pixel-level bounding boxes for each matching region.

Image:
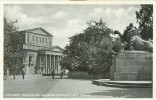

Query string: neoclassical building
[20,27,63,75]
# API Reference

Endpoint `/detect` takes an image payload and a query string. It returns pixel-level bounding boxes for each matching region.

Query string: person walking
[19,64,25,79]
[21,69,25,79]
[51,69,55,80]
[60,69,64,79]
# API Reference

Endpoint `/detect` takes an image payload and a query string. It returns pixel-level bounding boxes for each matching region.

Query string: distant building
[20,27,63,75]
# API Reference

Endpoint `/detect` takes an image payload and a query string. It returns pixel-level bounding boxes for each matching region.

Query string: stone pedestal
[110,50,153,81]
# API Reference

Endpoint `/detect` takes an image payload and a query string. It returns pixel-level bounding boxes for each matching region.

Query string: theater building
[20,27,63,75]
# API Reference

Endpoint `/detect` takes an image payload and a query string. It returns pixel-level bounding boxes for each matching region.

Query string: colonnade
[40,54,62,74]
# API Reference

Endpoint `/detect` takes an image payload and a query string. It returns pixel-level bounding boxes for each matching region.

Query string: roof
[20,27,53,37]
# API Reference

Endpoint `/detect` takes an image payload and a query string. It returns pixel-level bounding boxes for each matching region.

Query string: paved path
[4,75,60,98]
[4,75,152,98]
[45,79,152,98]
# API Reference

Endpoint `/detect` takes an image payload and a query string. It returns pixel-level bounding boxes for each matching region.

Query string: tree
[60,19,122,77]
[136,5,153,40]
[4,17,24,79]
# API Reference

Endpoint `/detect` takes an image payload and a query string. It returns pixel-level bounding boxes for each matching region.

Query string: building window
[46,39,47,44]
[32,36,34,42]
[27,34,29,43]
[23,52,28,61]
[36,37,38,43]
[47,39,49,45]
[39,37,41,43]
[42,38,44,43]
[29,54,34,66]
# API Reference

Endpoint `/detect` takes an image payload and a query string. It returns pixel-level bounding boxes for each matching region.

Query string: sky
[4,4,141,48]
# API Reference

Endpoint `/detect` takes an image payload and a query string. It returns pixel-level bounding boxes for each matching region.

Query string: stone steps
[102,83,151,88]
[92,79,152,88]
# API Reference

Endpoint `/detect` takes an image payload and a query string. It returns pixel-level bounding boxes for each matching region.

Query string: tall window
[42,38,44,43]
[46,38,47,44]
[23,52,28,61]
[29,54,34,66]
[39,37,41,43]
[36,37,38,43]
[32,36,34,42]
[47,39,49,45]
[27,34,29,43]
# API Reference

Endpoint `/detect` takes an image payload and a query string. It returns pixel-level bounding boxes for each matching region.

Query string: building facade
[20,27,63,75]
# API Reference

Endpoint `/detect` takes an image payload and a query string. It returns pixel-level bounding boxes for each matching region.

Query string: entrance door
[28,55,35,75]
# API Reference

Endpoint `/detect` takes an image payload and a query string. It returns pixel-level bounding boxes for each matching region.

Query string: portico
[39,48,63,75]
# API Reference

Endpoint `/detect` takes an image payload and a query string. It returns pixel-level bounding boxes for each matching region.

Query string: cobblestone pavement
[4,75,152,98]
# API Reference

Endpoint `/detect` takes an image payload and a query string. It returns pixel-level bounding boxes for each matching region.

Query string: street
[4,75,152,98]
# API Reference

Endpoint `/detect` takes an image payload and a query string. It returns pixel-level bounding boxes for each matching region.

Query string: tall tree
[4,17,24,79]
[136,5,153,40]
[60,19,122,77]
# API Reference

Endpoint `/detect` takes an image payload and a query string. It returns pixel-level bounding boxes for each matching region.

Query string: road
[4,75,152,98]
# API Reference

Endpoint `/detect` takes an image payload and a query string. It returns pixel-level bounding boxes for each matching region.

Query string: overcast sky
[4,4,141,48]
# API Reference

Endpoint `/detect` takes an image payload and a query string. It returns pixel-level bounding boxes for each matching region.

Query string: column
[43,55,45,73]
[53,55,55,72]
[58,56,61,72]
[45,54,47,74]
[51,55,53,70]
[56,55,58,74]
[25,34,27,43]
[55,55,57,73]
[48,55,50,74]
[47,55,49,74]
[56,56,58,74]
[57,56,60,73]
[60,56,62,71]
[40,55,42,74]
[49,55,51,74]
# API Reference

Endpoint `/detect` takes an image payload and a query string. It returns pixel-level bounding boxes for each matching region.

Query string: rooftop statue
[114,23,153,53]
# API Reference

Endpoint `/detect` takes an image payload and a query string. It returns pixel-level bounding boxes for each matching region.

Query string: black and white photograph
[3,4,153,98]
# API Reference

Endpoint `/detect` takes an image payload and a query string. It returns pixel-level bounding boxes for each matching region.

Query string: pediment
[30,29,48,36]
[52,48,62,52]
[50,46,63,52]
[22,27,53,37]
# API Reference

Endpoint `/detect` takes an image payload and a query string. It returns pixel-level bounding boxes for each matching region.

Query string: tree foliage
[136,4,153,40]
[60,19,122,76]
[4,17,24,76]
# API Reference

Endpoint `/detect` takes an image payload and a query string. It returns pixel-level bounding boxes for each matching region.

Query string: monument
[110,50,152,81]
[93,23,153,87]
[111,23,153,81]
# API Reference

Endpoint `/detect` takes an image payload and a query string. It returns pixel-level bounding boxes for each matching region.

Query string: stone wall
[110,50,153,81]
[68,71,102,79]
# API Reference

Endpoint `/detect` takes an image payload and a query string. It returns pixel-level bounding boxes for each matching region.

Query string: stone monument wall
[110,50,153,81]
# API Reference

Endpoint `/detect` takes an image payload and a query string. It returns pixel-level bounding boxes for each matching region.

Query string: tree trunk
[13,65,16,80]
